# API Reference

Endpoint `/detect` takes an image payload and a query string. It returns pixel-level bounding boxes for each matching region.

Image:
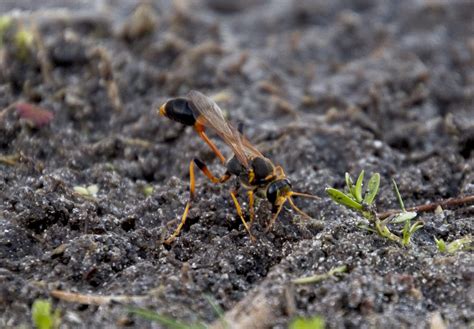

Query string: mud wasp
[158,90,318,244]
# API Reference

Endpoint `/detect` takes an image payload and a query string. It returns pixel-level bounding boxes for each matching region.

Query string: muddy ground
[0,0,473,328]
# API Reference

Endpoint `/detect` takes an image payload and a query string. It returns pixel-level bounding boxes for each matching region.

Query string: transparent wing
[187,90,263,167]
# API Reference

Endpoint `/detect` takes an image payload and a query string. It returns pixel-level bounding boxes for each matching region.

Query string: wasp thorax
[251,157,274,183]
[267,178,292,205]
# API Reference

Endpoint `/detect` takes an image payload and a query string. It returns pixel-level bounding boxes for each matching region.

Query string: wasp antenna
[288,197,312,219]
[291,191,320,200]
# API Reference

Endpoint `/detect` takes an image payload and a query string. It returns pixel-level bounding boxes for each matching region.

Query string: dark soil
[1,1,473,328]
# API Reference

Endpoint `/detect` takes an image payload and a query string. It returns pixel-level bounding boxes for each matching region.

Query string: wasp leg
[164,202,191,245]
[265,202,285,233]
[262,165,286,184]
[194,123,226,164]
[193,158,231,184]
[164,159,231,244]
[274,165,285,177]
[288,197,312,219]
[248,190,255,225]
[189,159,196,199]
[230,190,255,242]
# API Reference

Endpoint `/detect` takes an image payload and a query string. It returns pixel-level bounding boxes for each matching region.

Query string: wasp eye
[267,182,278,204]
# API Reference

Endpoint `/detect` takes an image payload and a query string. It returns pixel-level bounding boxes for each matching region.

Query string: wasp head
[267,178,292,206]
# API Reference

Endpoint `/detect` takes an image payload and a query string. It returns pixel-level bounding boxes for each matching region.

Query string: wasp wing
[187,90,252,167]
[241,135,264,159]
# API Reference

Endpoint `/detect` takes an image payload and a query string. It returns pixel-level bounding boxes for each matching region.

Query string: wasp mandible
[159,90,318,244]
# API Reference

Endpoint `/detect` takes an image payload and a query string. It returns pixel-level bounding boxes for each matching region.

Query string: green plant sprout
[31,299,60,329]
[127,307,206,329]
[434,236,472,253]
[326,170,422,247]
[289,315,325,329]
[73,184,99,199]
[293,265,347,285]
[128,295,229,329]
[142,185,154,197]
[204,295,228,329]
[0,15,13,47]
[14,27,35,61]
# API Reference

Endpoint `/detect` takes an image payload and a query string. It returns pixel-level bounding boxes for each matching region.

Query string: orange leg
[265,202,285,233]
[230,190,255,242]
[274,165,285,177]
[261,165,285,184]
[262,194,316,236]
[164,159,230,244]
[248,190,255,225]
[194,124,226,164]
[288,197,312,219]
[193,158,230,184]
[164,202,191,245]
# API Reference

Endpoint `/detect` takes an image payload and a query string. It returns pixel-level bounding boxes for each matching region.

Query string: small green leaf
[326,188,363,211]
[446,237,472,253]
[354,170,365,202]
[390,211,417,224]
[14,28,34,60]
[392,179,406,212]
[32,299,60,329]
[74,184,99,198]
[434,237,446,252]
[289,315,325,329]
[357,223,377,233]
[363,173,380,205]
[345,172,354,194]
[0,15,13,47]
[402,220,423,246]
[143,185,154,197]
[87,184,99,196]
[0,16,12,33]
[73,186,89,196]
[409,221,423,234]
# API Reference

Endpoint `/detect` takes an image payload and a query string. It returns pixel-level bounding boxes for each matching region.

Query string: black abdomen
[164,98,196,126]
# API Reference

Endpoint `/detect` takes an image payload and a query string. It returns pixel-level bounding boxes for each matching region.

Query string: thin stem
[374,219,402,244]
[378,195,474,220]
[362,204,403,245]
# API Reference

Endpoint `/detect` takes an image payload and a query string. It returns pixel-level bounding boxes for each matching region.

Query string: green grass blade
[128,307,206,329]
[434,237,446,252]
[363,173,380,205]
[345,172,354,194]
[354,170,365,202]
[390,211,417,224]
[290,315,325,329]
[401,217,411,246]
[204,295,228,329]
[391,179,406,211]
[409,221,424,234]
[326,188,363,211]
